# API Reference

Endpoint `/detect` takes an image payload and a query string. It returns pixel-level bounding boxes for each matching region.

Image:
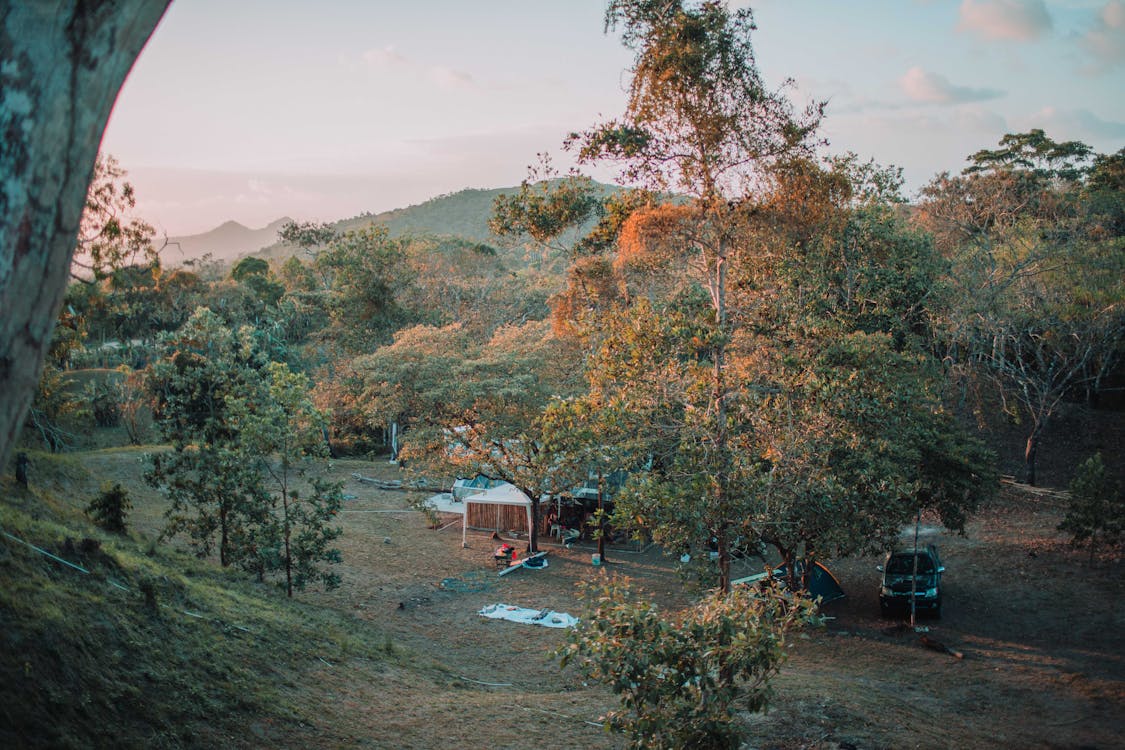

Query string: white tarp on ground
[478,603,578,629]
[425,492,464,515]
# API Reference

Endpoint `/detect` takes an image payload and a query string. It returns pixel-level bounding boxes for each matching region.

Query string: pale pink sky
[102,0,1125,235]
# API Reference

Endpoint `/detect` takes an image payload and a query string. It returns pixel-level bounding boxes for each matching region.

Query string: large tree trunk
[0,1,169,472]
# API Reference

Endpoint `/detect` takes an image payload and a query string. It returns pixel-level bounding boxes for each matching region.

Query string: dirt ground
[78,452,1123,749]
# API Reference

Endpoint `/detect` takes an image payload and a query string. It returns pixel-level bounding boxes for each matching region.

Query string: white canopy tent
[461,482,534,548]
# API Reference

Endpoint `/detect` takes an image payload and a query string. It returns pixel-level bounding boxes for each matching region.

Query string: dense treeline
[26,131,1123,573]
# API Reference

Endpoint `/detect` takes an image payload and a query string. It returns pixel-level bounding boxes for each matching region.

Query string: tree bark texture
[0,0,169,472]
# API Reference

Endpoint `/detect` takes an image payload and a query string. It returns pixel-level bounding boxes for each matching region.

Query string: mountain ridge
[163,180,623,265]
[163,216,294,265]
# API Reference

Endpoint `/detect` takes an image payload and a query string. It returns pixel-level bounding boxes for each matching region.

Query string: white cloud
[957,0,1052,40]
[361,45,409,68]
[356,47,479,90]
[428,65,477,90]
[1081,1,1125,71]
[899,67,1005,103]
[1017,105,1125,140]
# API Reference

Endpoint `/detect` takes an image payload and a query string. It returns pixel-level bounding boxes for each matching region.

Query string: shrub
[556,578,818,750]
[1059,453,1124,564]
[87,482,132,534]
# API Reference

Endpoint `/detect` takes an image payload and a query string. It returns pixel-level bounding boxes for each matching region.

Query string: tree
[145,308,273,568]
[231,362,343,596]
[0,1,170,475]
[1059,454,1124,564]
[964,128,1093,181]
[71,153,160,280]
[746,331,995,578]
[565,0,822,592]
[490,156,607,272]
[920,132,1125,485]
[557,577,817,750]
[277,222,413,353]
[364,320,585,554]
[230,256,284,308]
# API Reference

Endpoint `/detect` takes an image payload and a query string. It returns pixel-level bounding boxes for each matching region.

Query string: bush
[1059,453,1124,563]
[556,578,818,750]
[90,382,121,427]
[87,482,132,534]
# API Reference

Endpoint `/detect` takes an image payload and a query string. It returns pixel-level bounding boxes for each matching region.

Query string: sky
[101,0,1125,236]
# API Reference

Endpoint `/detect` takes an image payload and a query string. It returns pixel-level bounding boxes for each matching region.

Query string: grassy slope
[0,455,409,749]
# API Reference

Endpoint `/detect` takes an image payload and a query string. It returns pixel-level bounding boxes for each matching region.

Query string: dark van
[878,544,944,618]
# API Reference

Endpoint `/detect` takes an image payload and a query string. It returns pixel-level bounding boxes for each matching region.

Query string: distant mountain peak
[165,217,295,264]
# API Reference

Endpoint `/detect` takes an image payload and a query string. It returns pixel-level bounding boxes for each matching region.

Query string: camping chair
[559,528,580,548]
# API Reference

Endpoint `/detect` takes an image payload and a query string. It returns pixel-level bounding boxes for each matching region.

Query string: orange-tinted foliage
[615,203,702,273]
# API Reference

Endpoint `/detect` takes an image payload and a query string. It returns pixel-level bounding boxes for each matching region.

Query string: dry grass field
[6,448,1123,749]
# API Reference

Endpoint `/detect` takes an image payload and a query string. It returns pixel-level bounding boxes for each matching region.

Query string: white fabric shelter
[461,482,534,547]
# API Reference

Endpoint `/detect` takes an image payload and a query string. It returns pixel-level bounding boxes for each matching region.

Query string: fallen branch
[919,634,964,659]
[351,472,438,493]
[436,517,462,532]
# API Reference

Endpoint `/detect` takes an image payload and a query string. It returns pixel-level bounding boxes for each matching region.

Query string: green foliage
[87,379,121,427]
[490,164,606,252]
[1059,454,1124,563]
[71,154,159,280]
[231,361,343,596]
[86,481,131,533]
[782,202,939,347]
[751,331,996,565]
[146,308,273,568]
[231,256,284,307]
[362,319,586,552]
[572,0,822,195]
[964,128,1093,181]
[316,226,412,349]
[920,131,1125,485]
[557,577,817,749]
[26,366,85,453]
[278,220,340,254]
[230,256,270,281]
[146,314,343,592]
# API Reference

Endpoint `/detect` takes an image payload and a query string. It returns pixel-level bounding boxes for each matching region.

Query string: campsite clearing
[58,453,1125,748]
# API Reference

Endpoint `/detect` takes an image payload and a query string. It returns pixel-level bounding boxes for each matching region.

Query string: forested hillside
[249,180,620,266]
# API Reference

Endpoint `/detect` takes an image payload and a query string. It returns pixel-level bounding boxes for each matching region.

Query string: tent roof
[463,482,532,507]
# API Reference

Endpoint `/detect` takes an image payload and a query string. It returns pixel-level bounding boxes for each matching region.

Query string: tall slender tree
[567,0,821,591]
[231,362,343,596]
